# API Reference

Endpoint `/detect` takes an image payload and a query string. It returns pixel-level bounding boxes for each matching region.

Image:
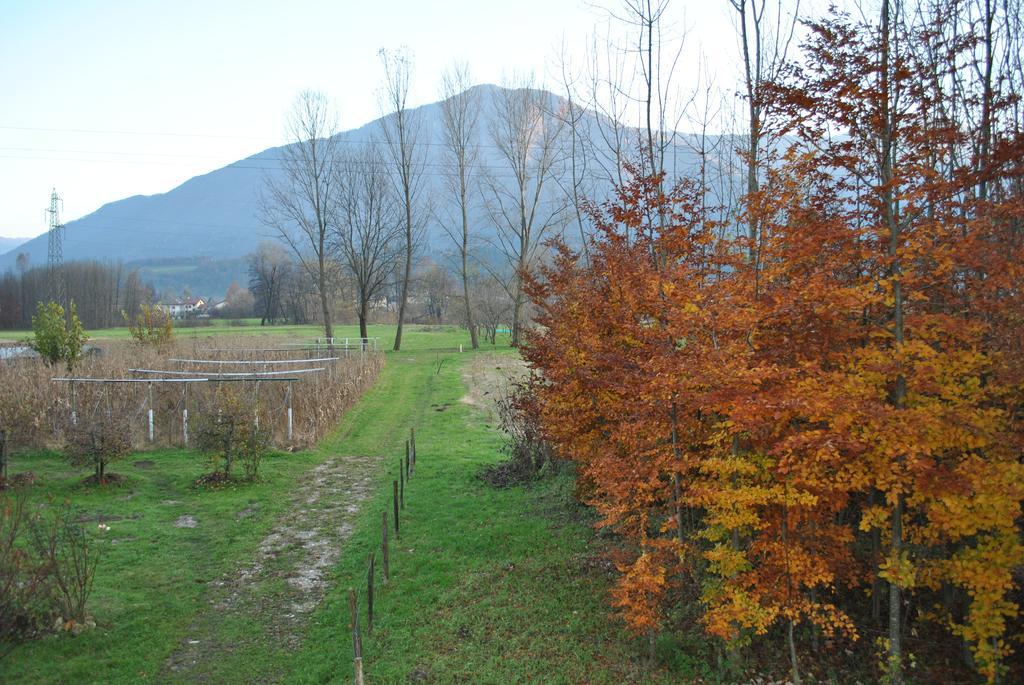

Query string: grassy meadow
[1,326,693,684]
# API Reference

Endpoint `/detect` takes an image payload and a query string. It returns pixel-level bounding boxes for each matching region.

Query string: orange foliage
[522,9,1024,683]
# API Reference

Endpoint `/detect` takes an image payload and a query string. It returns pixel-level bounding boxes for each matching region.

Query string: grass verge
[4,341,707,684]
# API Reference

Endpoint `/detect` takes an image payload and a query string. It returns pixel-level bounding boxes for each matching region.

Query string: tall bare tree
[247,242,291,325]
[485,77,568,346]
[334,144,404,340]
[259,90,342,345]
[378,48,427,351]
[729,0,800,268]
[438,63,481,348]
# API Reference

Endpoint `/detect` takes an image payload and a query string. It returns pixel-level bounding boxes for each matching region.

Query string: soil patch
[162,453,380,682]
[81,473,127,486]
[133,460,156,469]
[174,515,198,528]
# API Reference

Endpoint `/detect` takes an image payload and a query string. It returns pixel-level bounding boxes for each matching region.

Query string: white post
[287,381,293,441]
[459,344,463,353]
[182,383,189,447]
[147,382,154,443]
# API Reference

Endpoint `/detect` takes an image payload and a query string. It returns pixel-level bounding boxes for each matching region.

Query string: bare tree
[485,77,568,346]
[378,48,428,351]
[729,0,800,268]
[334,145,404,340]
[438,63,481,348]
[247,242,291,325]
[259,90,342,345]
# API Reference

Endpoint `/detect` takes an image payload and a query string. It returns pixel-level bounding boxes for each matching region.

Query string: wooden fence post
[381,511,390,583]
[405,439,411,476]
[393,481,400,538]
[348,588,365,685]
[367,552,375,634]
[399,460,405,510]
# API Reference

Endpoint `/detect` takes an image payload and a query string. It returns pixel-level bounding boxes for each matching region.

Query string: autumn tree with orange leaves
[521,2,1024,683]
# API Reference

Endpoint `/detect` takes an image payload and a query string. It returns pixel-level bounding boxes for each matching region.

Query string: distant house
[157,297,206,319]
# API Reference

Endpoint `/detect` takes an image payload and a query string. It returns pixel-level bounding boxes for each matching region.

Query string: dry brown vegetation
[0,338,383,461]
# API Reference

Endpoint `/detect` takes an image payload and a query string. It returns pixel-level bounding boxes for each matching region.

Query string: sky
[0,0,754,239]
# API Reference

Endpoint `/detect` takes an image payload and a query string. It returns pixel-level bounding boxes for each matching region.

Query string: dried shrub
[482,375,554,487]
[27,498,99,628]
[1,492,99,657]
[0,337,384,453]
[194,387,268,482]
[64,413,132,484]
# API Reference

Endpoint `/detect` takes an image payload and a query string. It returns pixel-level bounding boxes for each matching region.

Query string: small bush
[64,414,132,484]
[484,375,554,487]
[30,302,87,372]
[27,498,99,628]
[194,389,268,482]
[124,304,173,346]
[1,492,99,657]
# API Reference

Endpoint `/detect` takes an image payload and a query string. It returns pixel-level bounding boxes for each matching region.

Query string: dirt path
[161,454,379,683]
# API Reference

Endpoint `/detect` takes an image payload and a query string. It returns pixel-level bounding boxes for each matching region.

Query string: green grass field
[2,330,695,684]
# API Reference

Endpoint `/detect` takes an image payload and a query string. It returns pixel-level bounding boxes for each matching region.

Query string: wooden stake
[405,439,411,476]
[399,459,405,510]
[381,511,390,583]
[367,553,375,634]
[411,426,416,465]
[348,588,364,685]
[393,480,400,538]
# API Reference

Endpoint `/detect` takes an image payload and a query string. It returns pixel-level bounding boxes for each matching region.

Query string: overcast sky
[0,0,755,239]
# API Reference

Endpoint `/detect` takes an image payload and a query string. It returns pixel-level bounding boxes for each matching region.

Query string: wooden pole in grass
[348,588,365,685]
[381,511,390,583]
[405,439,411,477]
[393,481,400,538]
[367,552,375,634]
[399,460,405,510]
[411,427,416,466]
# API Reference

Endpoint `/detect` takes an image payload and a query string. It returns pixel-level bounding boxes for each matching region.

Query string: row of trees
[0,261,152,330]
[261,49,572,347]
[523,0,1023,683]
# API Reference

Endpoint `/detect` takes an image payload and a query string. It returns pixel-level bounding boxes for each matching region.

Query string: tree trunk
[358,298,368,341]
[462,200,478,349]
[394,174,414,351]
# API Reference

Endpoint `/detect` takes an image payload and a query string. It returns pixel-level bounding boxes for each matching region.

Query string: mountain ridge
[0,84,725,292]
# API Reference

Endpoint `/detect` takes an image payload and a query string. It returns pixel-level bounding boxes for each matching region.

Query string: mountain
[0,236,32,255]
[0,85,726,292]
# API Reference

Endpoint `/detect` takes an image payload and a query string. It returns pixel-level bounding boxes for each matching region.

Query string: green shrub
[30,302,87,372]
